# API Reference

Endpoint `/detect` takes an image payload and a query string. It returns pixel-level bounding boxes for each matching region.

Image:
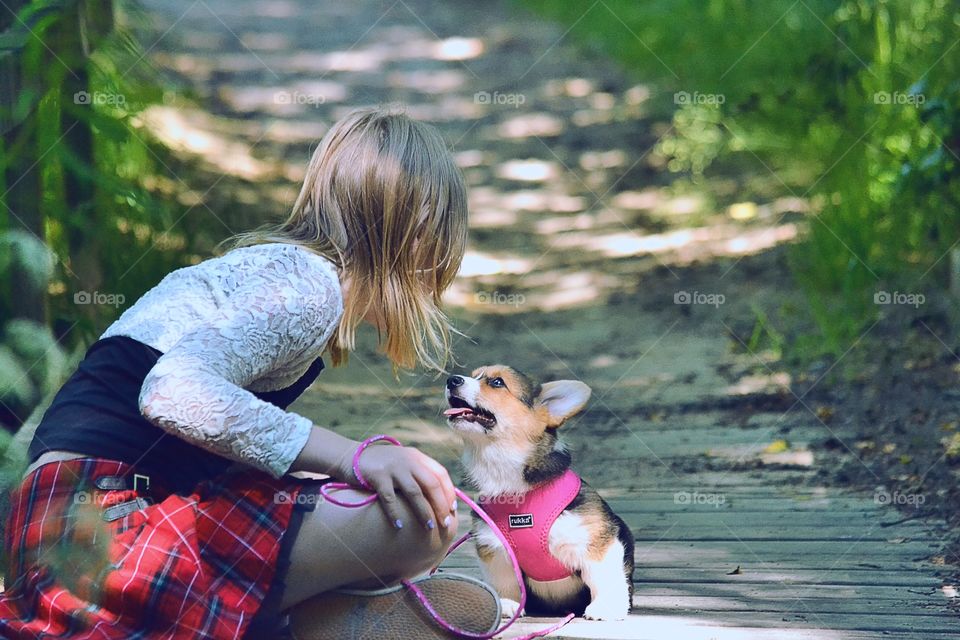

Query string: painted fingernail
[443,515,452,528]
[394,519,404,529]
[426,519,435,530]
[451,499,458,511]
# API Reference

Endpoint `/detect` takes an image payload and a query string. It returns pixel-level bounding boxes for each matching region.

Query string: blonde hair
[218,107,468,372]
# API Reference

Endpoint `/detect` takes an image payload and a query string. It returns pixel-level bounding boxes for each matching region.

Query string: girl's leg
[277,488,459,611]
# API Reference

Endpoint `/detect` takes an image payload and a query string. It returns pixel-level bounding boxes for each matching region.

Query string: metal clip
[102,497,152,522]
[94,475,127,491]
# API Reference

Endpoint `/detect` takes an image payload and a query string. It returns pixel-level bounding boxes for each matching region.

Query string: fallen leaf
[764,439,790,454]
[943,433,960,459]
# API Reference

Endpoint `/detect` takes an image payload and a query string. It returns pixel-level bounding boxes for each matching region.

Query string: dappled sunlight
[135,1,812,326]
[387,69,468,93]
[432,37,484,61]
[137,105,292,181]
[218,80,350,113]
[547,223,798,260]
[495,159,560,182]
[724,372,792,396]
[493,112,565,139]
[456,251,535,277]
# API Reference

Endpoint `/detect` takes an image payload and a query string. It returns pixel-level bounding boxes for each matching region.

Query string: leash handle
[318,435,575,640]
[318,434,402,507]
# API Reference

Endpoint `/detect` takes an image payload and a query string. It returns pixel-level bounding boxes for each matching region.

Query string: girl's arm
[138,245,343,478]
[291,425,458,530]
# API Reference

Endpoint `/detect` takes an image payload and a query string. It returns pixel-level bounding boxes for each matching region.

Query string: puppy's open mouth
[444,396,496,429]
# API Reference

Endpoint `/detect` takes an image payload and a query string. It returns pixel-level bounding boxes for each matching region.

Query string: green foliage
[0,230,54,294]
[0,231,72,427]
[0,1,227,431]
[522,0,960,357]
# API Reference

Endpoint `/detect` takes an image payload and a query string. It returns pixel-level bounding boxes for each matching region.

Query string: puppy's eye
[488,377,506,388]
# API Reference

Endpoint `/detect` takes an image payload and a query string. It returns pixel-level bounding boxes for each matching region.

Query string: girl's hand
[348,444,457,531]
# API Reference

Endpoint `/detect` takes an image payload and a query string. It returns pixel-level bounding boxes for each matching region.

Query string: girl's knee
[390,506,459,576]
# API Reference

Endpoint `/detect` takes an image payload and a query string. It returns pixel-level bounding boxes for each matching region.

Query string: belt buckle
[133,473,150,494]
[102,496,152,522]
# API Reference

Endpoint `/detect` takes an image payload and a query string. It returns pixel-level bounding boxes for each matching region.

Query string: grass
[519,0,960,362]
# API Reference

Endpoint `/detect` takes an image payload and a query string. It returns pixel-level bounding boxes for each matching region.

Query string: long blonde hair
[218,107,468,372]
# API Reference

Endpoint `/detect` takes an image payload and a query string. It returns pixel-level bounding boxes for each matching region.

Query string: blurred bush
[523,0,960,357]
[1,1,222,434]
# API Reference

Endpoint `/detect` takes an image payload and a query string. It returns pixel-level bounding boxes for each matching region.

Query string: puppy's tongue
[444,407,473,417]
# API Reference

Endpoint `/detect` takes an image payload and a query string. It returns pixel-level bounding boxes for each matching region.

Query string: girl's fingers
[396,477,438,529]
[417,454,457,511]
[374,483,406,530]
[411,467,453,529]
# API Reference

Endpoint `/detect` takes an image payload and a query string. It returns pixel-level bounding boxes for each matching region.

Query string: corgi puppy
[444,365,634,621]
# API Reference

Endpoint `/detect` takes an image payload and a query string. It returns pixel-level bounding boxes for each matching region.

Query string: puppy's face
[444,364,591,445]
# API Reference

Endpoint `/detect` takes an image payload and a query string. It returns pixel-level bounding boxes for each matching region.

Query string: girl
[0,108,502,639]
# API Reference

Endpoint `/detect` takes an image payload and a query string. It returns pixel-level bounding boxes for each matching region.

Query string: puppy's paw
[583,599,628,621]
[499,598,523,618]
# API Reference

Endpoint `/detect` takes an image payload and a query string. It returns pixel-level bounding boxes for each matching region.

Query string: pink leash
[319,435,575,639]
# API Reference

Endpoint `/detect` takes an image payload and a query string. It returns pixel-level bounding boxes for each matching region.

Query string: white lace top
[100,242,344,478]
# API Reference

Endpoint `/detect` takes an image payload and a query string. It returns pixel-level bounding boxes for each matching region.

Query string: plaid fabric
[0,457,315,639]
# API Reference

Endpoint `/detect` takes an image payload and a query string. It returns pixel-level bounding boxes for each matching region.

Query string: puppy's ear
[536,380,591,427]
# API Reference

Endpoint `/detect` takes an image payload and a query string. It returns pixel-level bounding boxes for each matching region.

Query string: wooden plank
[501,615,955,640]
[606,500,898,513]
[629,595,952,616]
[621,510,888,525]
[631,582,949,602]
[629,567,943,587]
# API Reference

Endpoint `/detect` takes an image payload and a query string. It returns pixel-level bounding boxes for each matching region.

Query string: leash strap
[318,435,575,640]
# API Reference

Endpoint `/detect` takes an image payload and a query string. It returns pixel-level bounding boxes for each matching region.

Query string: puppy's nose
[446,375,464,390]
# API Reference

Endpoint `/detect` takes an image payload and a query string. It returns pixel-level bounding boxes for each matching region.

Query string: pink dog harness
[479,469,582,582]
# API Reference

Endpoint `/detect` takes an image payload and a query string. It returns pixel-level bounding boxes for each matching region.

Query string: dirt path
[138,0,957,636]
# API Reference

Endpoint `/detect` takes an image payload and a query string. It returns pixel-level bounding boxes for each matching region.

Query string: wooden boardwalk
[130,1,958,637]
[440,483,954,639]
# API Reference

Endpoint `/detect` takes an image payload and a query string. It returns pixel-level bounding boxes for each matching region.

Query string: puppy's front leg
[473,522,523,618]
[580,539,631,621]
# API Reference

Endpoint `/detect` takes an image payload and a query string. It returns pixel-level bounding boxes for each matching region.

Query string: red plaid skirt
[0,457,323,639]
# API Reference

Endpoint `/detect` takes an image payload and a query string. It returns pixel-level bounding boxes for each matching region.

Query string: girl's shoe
[286,572,502,640]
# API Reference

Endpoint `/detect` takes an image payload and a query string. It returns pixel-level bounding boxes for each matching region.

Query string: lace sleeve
[137,250,342,478]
